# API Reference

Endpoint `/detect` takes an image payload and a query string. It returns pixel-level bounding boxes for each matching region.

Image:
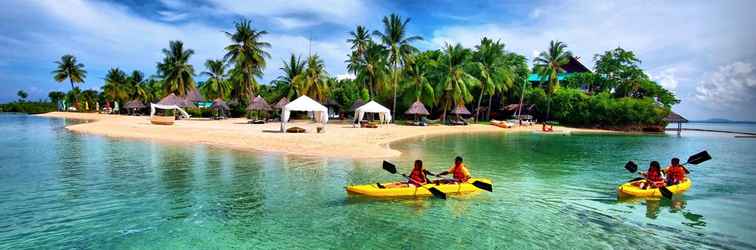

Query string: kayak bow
[617,178,692,198]
[346,178,492,198]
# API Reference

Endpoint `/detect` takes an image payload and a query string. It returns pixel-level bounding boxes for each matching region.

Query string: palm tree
[102,68,129,104]
[402,54,434,106]
[52,54,87,90]
[437,43,479,122]
[348,25,371,58]
[157,40,196,96]
[533,40,572,126]
[347,41,389,99]
[293,54,329,102]
[127,70,150,102]
[274,54,306,99]
[373,13,422,119]
[224,19,270,102]
[201,59,230,100]
[472,38,514,122]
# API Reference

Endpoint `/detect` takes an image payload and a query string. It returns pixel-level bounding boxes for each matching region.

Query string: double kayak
[346,178,492,198]
[617,178,692,198]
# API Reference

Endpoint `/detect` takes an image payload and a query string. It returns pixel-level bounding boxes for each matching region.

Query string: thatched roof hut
[124,100,146,109]
[247,95,272,111]
[663,111,688,123]
[274,97,289,109]
[450,105,471,115]
[158,93,195,108]
[185,89,205,102]
[349,98,366,111]
[211,98,230,111]
[405,101,430,116]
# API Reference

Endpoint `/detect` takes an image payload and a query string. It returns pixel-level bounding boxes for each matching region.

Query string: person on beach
[639,161,666,189]
[437,156,471,183]
[383,160,430,188]
[665,157,688,185]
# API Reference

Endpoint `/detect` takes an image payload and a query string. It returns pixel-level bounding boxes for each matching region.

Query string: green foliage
[48,91,66,104]
[201,59,230,100]
[16,90,28,101]
[0,101,56,114]
[52,54,87,90]
[224,19,270,102]
[157,40,196,96]
[293,54,329,102]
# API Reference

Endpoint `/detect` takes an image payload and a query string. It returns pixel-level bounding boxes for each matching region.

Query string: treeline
[35,14,676,127]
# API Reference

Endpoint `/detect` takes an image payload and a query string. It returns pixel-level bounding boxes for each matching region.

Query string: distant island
[691,118,756,124]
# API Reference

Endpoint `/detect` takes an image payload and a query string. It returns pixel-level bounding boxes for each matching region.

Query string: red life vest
[451,164,470,182]
[408,168,427,185]
[667,165,686,183]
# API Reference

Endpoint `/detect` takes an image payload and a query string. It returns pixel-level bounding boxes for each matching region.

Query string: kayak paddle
[625,161,639,173]
[382,161,447,200]
[659,150,711,199]
[424,169,492,192]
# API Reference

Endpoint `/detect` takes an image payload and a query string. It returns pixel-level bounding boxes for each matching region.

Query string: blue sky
[1,0,755,120]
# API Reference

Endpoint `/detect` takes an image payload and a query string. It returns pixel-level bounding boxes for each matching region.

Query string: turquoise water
[1,113,755,249]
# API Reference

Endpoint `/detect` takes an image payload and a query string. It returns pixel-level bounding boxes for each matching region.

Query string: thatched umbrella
[664,111,688,136]
[405,100,430,121]
[159,93,195,108]
[211,98,229,111]
[124,99,146,109]
[450,105,471,116]
[247,95,271,120]
[274,97,289,110]
[185,89,205,102]
[349,98,366,111]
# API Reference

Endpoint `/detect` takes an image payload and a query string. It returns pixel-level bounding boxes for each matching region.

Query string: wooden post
[677,122,682,136]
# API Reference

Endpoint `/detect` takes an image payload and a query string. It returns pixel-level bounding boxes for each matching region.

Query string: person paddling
[639,161,666,189]
[665,157,688,185]
[438,156,471,183]
[383,160,430,188]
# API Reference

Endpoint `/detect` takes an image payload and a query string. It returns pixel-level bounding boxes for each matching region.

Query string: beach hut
[355,100,392,125]
[664,111,688,136]
[274,97,289,110]
[247,95,272,123]
[450,104,471,125]
[405,100,430,121]
[124,99,146,115]
[281,95,328,133]
[185,89,206,103]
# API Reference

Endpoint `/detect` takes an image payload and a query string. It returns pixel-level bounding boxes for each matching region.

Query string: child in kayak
[437,156,471,183]
[639,161,666,189]
[665,157,688,185]
[382,160,430,188]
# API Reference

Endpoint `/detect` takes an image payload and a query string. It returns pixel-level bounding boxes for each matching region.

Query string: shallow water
[1,113,755,249]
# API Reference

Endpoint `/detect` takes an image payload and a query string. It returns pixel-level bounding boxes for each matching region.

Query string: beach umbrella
[450,104,471,116]
[124,100,146,109]
[247,95,272,111]
[185,89,205,102]
[349,98,366,111]
[159,93,195,108]
[211,98,230,111]
[405,100,430,121]
[274,97,289,109]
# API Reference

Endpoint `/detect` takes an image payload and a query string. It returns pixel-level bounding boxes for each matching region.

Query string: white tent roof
[150,103,190,119]
[281,95,329,132]
[354,100,392,124]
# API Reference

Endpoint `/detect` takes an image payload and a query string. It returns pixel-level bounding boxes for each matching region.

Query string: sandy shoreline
[35,112,615,158]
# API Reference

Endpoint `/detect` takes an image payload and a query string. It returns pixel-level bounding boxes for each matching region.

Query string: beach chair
[286,127,306,133]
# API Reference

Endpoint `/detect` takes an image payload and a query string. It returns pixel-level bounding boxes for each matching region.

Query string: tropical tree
[347,41,389,99]
[471,38,514,122]
[80,89,98,111]
[16,90,28,102]
[533,40,572,125]
[437,43,479,121]
[401,54,434,106]
[293,54,329,102]
[48,91,66,104]
[348,25,371,58]
[224,19,270,102]
[201,59,230,100]
[274,54,306,99]
[52,54,87,90]
[102,68,129,104]
[373,13,422,118]
[593,47,646,97]
[157,40,196,96]
[127,70,151,102]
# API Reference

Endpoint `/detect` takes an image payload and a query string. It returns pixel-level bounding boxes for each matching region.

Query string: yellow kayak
[346,178,492,198]
[617,178,692,198]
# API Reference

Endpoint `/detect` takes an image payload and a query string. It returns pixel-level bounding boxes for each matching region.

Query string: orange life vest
[449,163,471,182]
[408,168,427,185]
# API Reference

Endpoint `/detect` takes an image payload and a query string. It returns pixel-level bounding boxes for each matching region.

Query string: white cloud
[529,8,542,19]
[207,0,372,26]
[695,62,756,107]
[158,11,189,22]
[275,17,318,29]
[336,73,355,80]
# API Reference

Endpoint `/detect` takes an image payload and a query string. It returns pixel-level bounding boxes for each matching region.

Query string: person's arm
[438,166,454,176]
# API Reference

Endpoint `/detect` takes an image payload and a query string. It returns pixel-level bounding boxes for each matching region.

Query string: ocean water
[1,113,755,249]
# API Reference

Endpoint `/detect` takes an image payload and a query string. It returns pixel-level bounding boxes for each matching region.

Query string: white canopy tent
[281,96,329,132]
[150,103,191,119]
[355,100,392,124]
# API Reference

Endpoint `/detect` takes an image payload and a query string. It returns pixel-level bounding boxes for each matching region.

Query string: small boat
[617,178,692,198]
[346,178,492,198]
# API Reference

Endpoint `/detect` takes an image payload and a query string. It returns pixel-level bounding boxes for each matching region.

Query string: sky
[1,0,755,121]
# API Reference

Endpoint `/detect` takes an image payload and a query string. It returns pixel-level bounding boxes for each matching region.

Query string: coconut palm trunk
[487,94,493,120]
[475,89,484,123]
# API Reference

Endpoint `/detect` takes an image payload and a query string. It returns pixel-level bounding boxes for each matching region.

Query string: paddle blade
[687,151,711,165]
[659,186,674,199]
[472,181,493,192]
[625,161,638,173]
[427,187,447,200]
[382,161,397,174]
